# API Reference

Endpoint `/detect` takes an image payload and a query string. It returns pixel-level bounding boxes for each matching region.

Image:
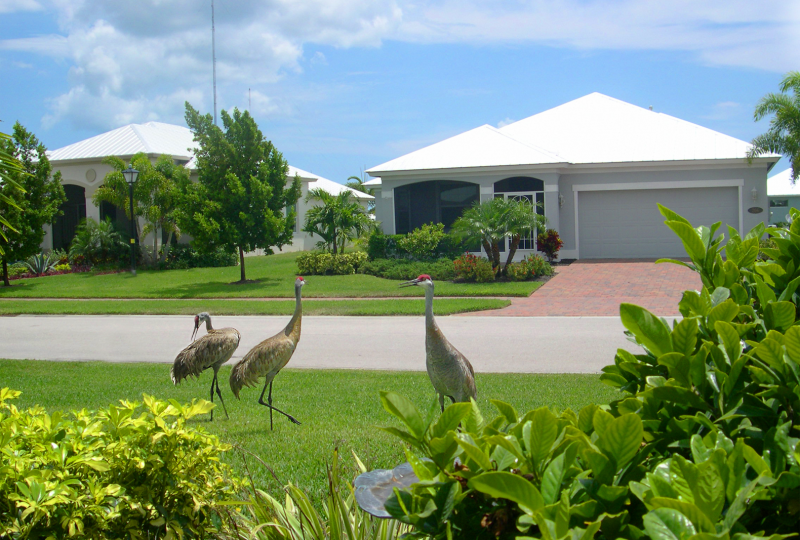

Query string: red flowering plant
[536,228,563,262]
[453,252,480,281]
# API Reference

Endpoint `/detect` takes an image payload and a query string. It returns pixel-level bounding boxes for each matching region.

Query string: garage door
[578,187,739,259]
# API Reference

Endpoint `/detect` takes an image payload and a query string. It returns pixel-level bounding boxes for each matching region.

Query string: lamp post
[122,166,139,275]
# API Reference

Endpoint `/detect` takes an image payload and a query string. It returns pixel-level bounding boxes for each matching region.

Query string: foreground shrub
[159,244,238,270]
[506,254,554,281]
[297,250,368,275]
[359,257,455,281]
[453,253,496,282]
[367,230,464,261]
[362,206,800,539]
[536,228,563,262]
[397,223,446,260]
[0,390,244,539]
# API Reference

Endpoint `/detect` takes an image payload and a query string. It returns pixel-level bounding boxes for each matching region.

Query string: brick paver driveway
[471,259,701,317]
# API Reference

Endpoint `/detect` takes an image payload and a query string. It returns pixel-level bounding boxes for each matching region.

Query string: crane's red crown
[417,274,432,281]
[296,276,304,281]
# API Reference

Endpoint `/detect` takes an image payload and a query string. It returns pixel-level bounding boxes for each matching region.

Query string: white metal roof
[363,177,382,186]
[768,168,800,197]
[368,92,781,175]
[48,122,370,199]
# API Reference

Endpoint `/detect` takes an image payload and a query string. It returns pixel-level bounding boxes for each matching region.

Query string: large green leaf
[650,498,715,533]
[664,220,707,262]
[491,400,518,425]
[540,443,578,505]
[457,437,494,472]
[784,326,800,364]
[430,402,472,439]
[620,303,673,357]
[764,301,796,332]
[672,319,699,356]
[468,471,544,514]
[597,414,643,470]
[715,321,742,364]
[525,408,558,469]
[380,391,426,440]
[643,507,697,540]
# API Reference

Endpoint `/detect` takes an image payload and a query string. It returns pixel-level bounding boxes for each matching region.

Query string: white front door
[496,191,545,256]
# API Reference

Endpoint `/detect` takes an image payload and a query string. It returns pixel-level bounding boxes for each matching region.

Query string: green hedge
[366,231,466,261]
[0,391,244,539]
[159,244,238,270]
[296,251,368,275]
[358,257,455,281]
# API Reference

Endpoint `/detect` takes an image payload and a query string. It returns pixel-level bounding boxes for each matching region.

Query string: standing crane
[401,274,477,410]
[171,312,241,421]
[230,276,305,430]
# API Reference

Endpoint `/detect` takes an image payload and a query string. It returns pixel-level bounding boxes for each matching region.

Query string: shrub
[296,251,368,275]
[68,218,128,267]
[506,254,554,281]
[363,206,800,540]
[24,252,57,276]
[473,257,496,282]
[53,263,71,273]
[367,230,465,261]
[0,390,244,539]
[453,253,495,282]
[159,244,238,270]
[359,257,455,281]
[7,262,27,277]
[397,223,446,260]
[50,248,69,265]
[536,228,563,262]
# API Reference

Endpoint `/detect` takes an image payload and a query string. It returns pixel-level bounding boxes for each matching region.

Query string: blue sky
[1,0,798,182]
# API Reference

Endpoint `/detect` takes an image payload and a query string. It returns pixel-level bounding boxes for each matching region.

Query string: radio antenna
[211,0,217,125]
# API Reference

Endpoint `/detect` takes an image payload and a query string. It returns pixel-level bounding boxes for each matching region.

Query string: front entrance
[52,185,86,251]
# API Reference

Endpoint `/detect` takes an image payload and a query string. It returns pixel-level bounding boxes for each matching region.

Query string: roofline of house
[48,153,195,166]
[368,156,780,178]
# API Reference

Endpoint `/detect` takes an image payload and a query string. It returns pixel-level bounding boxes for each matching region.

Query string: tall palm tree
[0,131,27,254]
[451,197,510,269]
[303,188,373,254]
[502,198,546,274]
[345,174,375,214]
[748,71,800,181]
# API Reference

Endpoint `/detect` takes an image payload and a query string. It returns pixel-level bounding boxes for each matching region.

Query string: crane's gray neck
[286,284,303,334]
[424,286,435,328]
[204,317,213,331]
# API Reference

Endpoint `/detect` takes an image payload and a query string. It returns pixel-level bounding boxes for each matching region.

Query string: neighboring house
[44,122,372,253]
[767,168,799,225]
[366,93,780,260]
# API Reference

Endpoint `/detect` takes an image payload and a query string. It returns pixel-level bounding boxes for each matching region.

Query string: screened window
[771,199,789,207]
[493,176,546,252]
[394,181,478,234]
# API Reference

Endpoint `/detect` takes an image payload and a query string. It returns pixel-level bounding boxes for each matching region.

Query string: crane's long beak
[191,321,199,341]
[399,279,419,288]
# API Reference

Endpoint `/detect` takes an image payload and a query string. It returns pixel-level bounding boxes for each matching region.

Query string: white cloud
[310,51,328,65]
[497,117,515,128]
[0,0,42,14]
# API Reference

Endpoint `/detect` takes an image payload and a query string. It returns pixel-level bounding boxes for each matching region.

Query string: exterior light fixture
[751,187,758,202]
[122,166,139,275]
[558,193,565,208]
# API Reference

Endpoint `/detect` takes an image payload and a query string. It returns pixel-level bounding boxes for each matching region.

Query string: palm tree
[303,188,373,254]
[0,131,27,255]
[345,174,375,214]
[502,198,546,274]
[451,198,510,269]
[748,71,800,181]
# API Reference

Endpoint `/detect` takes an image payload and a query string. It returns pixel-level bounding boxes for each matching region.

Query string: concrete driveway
[0,314,645,374]
[468,259,700,317]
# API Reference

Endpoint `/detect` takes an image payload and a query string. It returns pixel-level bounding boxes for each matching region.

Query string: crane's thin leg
[209,374,216,421]
[438,393,445,412]
[214,373,229,419]
[258,380,301,428]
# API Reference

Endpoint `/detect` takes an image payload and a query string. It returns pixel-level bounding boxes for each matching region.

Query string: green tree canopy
[303,188,373,254]
[748,71,800,181]
[179,103,301,282]
[0,123,66,286]
[93,153,187,264]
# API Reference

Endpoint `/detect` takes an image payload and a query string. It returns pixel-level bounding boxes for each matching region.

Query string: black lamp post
[122,166,139,275]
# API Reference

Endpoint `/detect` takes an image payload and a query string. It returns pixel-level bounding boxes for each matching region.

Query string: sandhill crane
[230,276,305,429]
[401,274,477,411]
[171,312,241,421]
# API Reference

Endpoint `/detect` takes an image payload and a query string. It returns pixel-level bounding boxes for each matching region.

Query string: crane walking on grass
[401,274,477,410]
[171,312,241,421]
[230,276,305,430]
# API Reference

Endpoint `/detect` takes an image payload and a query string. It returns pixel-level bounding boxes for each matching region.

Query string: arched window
[52,185,86,250]
[493,176,544,193]
[394,180,479,234]
[493,176,546,252]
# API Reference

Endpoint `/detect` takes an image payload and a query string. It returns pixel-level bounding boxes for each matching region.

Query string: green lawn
[0,359,620,502]
[0,252,541,299]
[0,298,510,316]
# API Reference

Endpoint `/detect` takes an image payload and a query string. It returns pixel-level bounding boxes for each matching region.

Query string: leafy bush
[507,254,554,281]
[536,228,563,262]
[50,248,69,265]
[474,257,496,283]
[367,206,800,540]
[367,231,465,261]
[7,262,27,277]
[453,253,496,282]
[297,251,368,275]
[397,223,446,260]
[0,389,244,539]
[24,252,57,276]
[359,257,455,281]
[68,217,127,266]
[53,263,71,273]
[159,244,238,270]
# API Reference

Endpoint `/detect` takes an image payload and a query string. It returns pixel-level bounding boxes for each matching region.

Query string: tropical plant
[359,257,455,281]
[0,123,66,286]
[748,71,800,182]
[68,217,127,266]
[363,206,800,540]
[304,188,373,254]
[232,449,407,540]
[94,152,186,265]
[367,231,464,261]
[346,174,376,213]
[398,223,446,260]
[0,389,244,539]
[23,252,57,276]
[536,229,563,262]
[296,250,368,275]
[503,199,547,272]
[179,103,301,282]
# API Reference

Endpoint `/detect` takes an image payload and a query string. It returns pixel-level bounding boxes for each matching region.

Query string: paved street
[0,314,645,373]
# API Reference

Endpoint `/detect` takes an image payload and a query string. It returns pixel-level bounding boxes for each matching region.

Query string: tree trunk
[332,228,338,255]
[482,240,493,262]
[161,230,173,263]
[2,259,9,287]
[152,227,158,268]
[491,242,501,269]
[503,235,521,275]
[239,246,246,282]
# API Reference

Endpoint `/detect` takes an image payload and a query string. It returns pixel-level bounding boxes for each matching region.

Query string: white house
[43,122,372,253]
[767,168,799,225]
[367,93,780,260]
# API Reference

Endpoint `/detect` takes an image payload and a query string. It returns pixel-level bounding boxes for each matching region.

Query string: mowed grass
[0,252,541,299]
[0,298,510,316]
[0,359,620,502]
